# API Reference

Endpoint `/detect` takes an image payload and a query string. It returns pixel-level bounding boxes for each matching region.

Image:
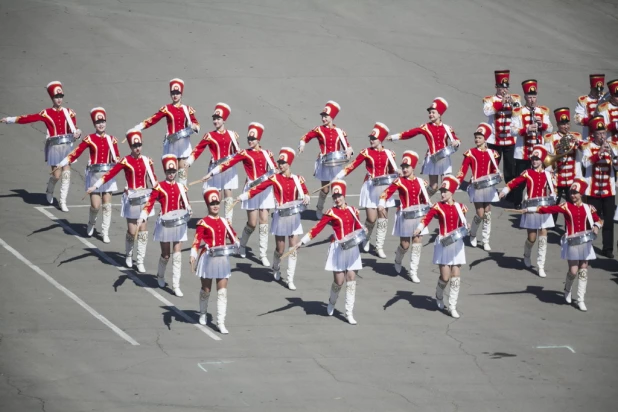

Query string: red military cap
[440,174,459,194]
[401,150,419,169]
[277,147,296,166]
[90,107,106,124]
[495,70,510,88]
[522,79,538,95]
[213,103,231,121]
[320,101,341,119]
[608,79,618,96]
[427,97,448,116]
[126,129,143,146]
[247,122,265,141]
[474,122,492,140]
[169,78,184,94]
[589,74,605,90]
[203,188,220,205]
[570,178,588,194]
[554,107,570,124]
[161,154,178,171]
[530,145,548,160]
[588,115,606,131]
[331,180,347,197]
[369,122,390,142]
[46,81,64,99]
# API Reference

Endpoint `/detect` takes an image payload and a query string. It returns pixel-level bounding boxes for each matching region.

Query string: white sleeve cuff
[238,193,249,201]
[190,248,198,259]
[57,158,69,167]
[133,123,144,131]
[501,187,510,195]
[185,157,194,166]
[300,234,311,245]
[92,178,104,189]
[139,210,148,221]
[299,141,305,148]
[415,223,425,232]
[334,171,345,180]
[594,222,602,228]
[210,165,222,176]
[527,207,537,213]
[6,117,16,124]
[390,134,400,141]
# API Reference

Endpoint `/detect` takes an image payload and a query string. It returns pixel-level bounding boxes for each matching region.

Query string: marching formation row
[1,71,617,333]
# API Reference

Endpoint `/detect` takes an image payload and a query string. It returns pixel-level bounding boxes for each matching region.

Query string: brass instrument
[543,133,578,168]
[502,94,520,110]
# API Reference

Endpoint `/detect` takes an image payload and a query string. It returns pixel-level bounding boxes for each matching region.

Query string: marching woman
[333,122,397,259]
[236,147,310,290]
[499,145,557,278]
[378,150,431,282]
[298,101,354,218]
[413,175,468,319]
[130,78,200,185]
[1,81,82,212]
[86,130,158,273]
[201,122,276,267]
[185,103,239,223]
[522,178,602,311]
[292,180,363,324]
[56,108,120,243]
[137,154,192,297]
[191,188,239,334]
[456,123,501,251]
[387,97,460,196]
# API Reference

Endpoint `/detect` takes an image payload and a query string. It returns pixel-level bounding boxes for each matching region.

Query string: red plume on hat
[46,81,64,99]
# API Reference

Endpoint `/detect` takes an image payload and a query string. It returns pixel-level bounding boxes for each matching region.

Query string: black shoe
[602,249,615,259]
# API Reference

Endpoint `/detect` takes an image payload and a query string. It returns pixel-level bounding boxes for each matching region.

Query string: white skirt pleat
[195,252,231,279]
[204,166,238,191]
[46,142,74,166]
[433,237,466,265]
[560,237,596,260]
[314,158,344,182]
[271,212,303,236]
[392,210,429,237]
[85,169,118,193]
[325,242,363,271]
[242,182,275,210]
[163,137,192,158]
[467,185,499,203]
[421,155,452,176]
[520,212,554,229]
[153,219,188,242]
[359,180,396,209]
[120,191,155,219]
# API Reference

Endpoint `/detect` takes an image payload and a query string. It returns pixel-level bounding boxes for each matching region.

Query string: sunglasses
[53,94,65,98]
[130,143,143,148]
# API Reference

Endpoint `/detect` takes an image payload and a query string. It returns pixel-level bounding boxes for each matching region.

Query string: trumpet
[502,94,520,109]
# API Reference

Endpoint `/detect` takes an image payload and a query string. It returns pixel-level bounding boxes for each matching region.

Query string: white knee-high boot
[537,236,547,278]
[469,215,481,247]
[481,211,492,251]
[238,225,254,258]
[524,239,534,268]
[217,288,229,334]
[198,290,210,325]
[272,250,282,280]
[125,232,134,268]
[286,249,297,290]
[172,252,183,297]
[576,268,588,311]
[46,176,59,204]
[409,243,422,283]
[448,277,461,318]
[394,245,408,274]
[345,280,357,325]
[101,203,112,243]
[564,271,576,303]
[87,206,99,237]
[135,231,148,273]
[259,223,270,266]
[156,256,169,288]
[224,197,234,224]
[316,190,328,219]
[363,220,375,252]
[436,278,447,309]
[327,282,342,316]
[375,218,388,258]
[59,170,71,212]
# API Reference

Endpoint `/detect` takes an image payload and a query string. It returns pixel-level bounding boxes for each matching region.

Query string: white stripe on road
[34,207,222,341]
[39,203,123,209]
[0,237,140,346]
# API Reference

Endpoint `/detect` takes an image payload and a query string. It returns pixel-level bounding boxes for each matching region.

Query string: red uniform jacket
[543,132,584,187]
[536,202,601,236]
[300,125,351,155]
[395,122,459,155]
[379,176,429,209]
[64,133,120,165]
[456,147,500,181]
[303,205,362,243]
[420,202,468,236]
[505,168,556,199]
[98,155,157,190]
[13,107,77,137]
[138,104,199,135]
[189,129,240,164]
[341,147,396,181]
[217,148,276,181]
[581,141,617,197]
[142,180,190,216]
[240,174,308,206]
[191,216,238,258]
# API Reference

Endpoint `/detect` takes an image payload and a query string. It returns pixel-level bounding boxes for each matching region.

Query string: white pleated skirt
[46,142,74,166]
[392,211,429,237]
[520,212,554,229]
[467,185,499,203]
[163,137,192,158]
[359,180,396,209]
[421,155,452,176]
[85,169,118,193]
[325,242,363,271]
[120,191,155,219]
[271,212,303,236]
[242,182,275,210]
[314,158,344,182]
[153,220,188,242]
[195,252,231,279]
[203,166,238,191]
[560,237,596,261]
[433,237,466,265]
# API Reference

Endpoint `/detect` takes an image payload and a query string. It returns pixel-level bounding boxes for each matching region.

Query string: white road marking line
[34,207,222,341]
[39,203,123,209]
[0,237,140,346]
[197,360,234,372]
[536,345,576,353]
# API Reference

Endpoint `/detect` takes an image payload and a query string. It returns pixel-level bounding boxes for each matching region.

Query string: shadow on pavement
[234,262,274,283]
[469,251,537,275]
[474,285,566,305]
[0,189,47,205]
[258,297,347,322]
[383,290,437,312]
[161,307,218,332]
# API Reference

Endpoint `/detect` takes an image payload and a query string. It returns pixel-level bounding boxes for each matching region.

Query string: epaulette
[543,133,553,143]
[463,149,472,157]
[578,95,588,103]
[359,148,369,156]
[483,95,495,103]
[596,101,609,112]
[539,105,550,114]
[513,106,522,115]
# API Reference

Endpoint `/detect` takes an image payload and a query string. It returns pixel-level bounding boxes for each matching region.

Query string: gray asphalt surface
[1,0,617,411]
